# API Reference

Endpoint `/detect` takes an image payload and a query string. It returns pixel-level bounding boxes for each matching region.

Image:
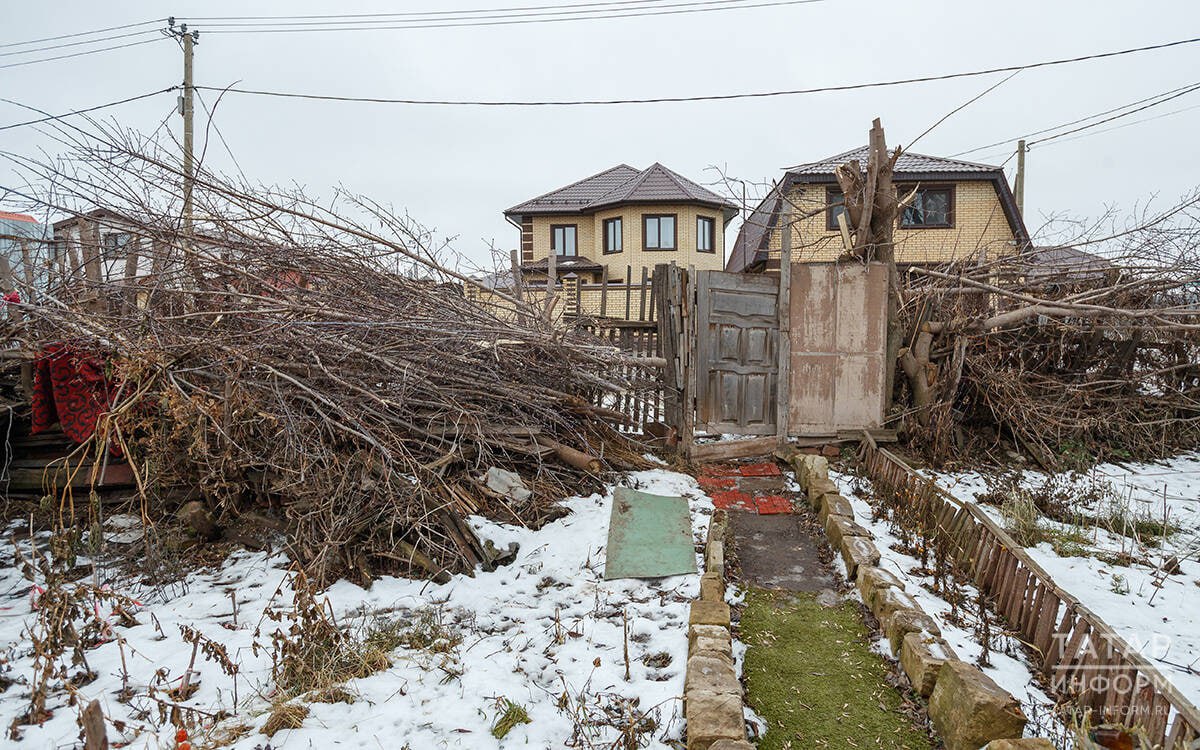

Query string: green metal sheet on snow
[604,487,696,580]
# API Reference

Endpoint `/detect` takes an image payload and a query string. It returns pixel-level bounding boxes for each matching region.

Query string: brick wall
[762,180,1018,265]
[527,202,728,281]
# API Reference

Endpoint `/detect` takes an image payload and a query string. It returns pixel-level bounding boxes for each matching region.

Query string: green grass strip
[741,588,931,750]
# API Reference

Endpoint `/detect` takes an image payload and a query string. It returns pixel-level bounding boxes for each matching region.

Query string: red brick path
[698,462,794,515]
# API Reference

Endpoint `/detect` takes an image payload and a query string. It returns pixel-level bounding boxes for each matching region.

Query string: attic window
[900,186,954,228]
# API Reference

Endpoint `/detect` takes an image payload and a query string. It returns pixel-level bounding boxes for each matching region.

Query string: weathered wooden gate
[656,261,888,445]
[693,271,780,435]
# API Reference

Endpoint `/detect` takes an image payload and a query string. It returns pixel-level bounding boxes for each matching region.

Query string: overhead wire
[0,36,170,70]
[187,0,825,33]
[195,88,249,182]
[0,88,178,132]
[177,0,711,21]
[194,35,1200,107]
[1027,82,1200,146]
[952,80,1200,157]
[0,28,160,58]
[0,18,164,49]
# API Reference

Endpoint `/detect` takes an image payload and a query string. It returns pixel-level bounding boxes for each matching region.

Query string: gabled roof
[0,210,38,223]
[726,187,781,276]
[787,147,1002,178]
[505,163,737,218]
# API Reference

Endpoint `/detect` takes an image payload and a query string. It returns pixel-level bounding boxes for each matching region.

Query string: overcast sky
[3,1,1200,270]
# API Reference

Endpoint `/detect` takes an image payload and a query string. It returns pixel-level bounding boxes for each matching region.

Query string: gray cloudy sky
[3,1,1200,270]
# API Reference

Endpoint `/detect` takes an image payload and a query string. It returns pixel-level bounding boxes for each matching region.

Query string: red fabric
[31,343,121,454]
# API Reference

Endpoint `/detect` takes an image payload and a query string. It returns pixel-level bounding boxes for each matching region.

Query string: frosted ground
[0,469,714,749]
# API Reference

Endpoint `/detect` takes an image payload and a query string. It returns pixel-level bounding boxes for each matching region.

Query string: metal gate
[693,270,780,435]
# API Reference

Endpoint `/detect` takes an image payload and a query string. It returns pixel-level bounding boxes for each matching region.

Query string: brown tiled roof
[520,255,603,273]
[506,163,736,217]
[1023,245,1115,281]
[0,210,37,223]
[787,147,1002,177]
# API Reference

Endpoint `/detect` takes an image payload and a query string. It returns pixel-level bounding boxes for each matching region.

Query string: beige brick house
[726,148,1030,272]
[505,164,738,315]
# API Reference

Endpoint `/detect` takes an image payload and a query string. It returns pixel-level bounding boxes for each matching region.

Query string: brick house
[504,164,738,317]
[726,148,1030,273]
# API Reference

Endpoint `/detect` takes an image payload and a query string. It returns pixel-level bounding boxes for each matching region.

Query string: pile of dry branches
[894,203,1200,468]
[1,128,654,584]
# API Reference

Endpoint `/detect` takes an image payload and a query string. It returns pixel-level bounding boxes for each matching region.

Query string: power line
[952,80,1200,157]
[0,88,177,132]
[190,0,824,33]
[0,29,159,58]
[0,18,164,49]
[1028,82,1200,146]
[0,36,169,70]
[1028,102,1200,150]
[907,70,1021,151]
[195,88,249,182]
[196,35,1200,107]
[177,0,740,21]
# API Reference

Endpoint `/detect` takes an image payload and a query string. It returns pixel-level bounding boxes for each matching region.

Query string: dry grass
[262,702,309,737]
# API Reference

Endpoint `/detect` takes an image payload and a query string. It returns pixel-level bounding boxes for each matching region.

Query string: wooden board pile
[0,134,656,584]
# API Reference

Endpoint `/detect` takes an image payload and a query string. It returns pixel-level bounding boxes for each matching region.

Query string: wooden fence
[579,320,664,433]
[858,443,1200,748]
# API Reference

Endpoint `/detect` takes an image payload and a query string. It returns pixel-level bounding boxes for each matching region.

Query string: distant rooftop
[787,147,1003,177]
[506,163,737,217]
[0,211,38,223]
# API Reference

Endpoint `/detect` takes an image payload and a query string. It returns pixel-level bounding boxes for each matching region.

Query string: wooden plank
[625,265,633,320]
[776,214,791,445]
[689,436,780,462]
[599,266,609,317]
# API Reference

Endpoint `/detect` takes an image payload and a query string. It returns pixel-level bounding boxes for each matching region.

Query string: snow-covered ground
[829,470,1065,740]
[0,468,714,749]
[926,454,1200,712]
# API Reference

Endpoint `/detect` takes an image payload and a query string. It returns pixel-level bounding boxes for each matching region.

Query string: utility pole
[1014,139,1026,219]
[167,19,199,235]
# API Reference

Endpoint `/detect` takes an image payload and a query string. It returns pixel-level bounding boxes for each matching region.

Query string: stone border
[788,453,1045,750]
[684,509,753,750]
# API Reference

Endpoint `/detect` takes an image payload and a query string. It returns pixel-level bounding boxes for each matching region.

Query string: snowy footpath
[0,468,714,749]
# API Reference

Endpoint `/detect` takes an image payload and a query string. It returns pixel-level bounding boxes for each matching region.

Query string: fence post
[599,266,609,318]
[776,201,792,444]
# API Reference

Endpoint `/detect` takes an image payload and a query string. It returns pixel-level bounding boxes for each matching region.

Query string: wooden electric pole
[167,19,199,235]
[1014,139,1026,218]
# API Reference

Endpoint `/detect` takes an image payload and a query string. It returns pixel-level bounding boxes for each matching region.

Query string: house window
[826,188,847,231]
[102,232,131,257]
[900,186,954,228]
[603,217,622,254]
[551,224,577,256]
[697,216,716,253]
[643,214,676,251]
